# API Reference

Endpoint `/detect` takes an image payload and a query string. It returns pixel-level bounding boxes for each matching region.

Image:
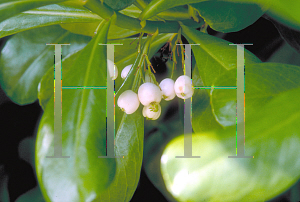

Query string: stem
[171,60,175,79]
[139,67,145,83]
[200,22,209,34]
[84,0,203,34]
[138,32,144,53]
[181,44,185,70]
[144,54,155,73]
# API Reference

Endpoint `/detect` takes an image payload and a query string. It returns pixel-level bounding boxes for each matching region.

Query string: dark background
[1,15,300,202]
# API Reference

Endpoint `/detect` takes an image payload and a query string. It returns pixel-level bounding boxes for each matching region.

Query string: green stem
[200,22,209,34]
[84,0,202,34]
[138,32,144,53]
[171,60,175,79]
[139,68,145,83]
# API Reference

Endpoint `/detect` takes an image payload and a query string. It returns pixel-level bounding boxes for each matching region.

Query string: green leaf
[15,186,45,202]
[161,87,300,202]
[0,0,66,23]
[211,62,300,127]
[38,49,82,110]
[266,0,300,31]
[191,1,264,33]
[0,25,90,105]
[0,4,101,39]
[90,37,148,202]
[103,0,136,11]
[61,22,139,39]
[18,137,36,166]
[60,4,142,38]
[181,24,261,87]
[36,19,117,201]
[99,107,144,201]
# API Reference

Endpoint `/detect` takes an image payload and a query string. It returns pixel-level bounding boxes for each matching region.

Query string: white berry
[121,64,132,79]
[159,78,175,101]
[138,82,162,106]
[174,75,194,99]
[117,90,140,114]
[107,59,118,80]
[142,103,161,120]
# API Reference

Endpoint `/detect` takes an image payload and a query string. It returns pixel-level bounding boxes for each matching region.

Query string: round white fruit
[159,78,176,101]
[142,103,161,120]
[138,82,162,106]
[117,90,140,114]
[121,64,132,79]
[107,59,118,80]
[174,75,194,99]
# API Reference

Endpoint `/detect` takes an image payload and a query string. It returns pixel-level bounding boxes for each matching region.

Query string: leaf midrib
[23,10,101,20]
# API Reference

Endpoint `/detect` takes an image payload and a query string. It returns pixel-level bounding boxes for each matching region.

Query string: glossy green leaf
[0,25,90,105]
[266,0,300,31]
[38,49,82,110]
[181,23,261,87]
[161,87,300,202]
[18,136,36,166]
[0,0,66,23]
[98,106,144,201]
[211,62,300,127]
[90,35,147,202]
[36,19,117,201]
[103,0,136,11]
[202,0,300,31]
[60,4,142,38]
[0,4,101,39]
[61,22,139,39]
[15,186,45,202]
[222,0,300,31]
[191,1,264,32]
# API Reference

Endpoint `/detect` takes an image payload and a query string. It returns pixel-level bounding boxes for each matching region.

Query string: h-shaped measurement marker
[175,44,254,159]
[46,44,123,159]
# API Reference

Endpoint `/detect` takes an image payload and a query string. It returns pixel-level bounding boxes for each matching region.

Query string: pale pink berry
[159,78,175,101]
[142,102,161,120]
[174,75,194,99]
[121,64,132,79]
[138,82,162,106]
[117,90,140,114]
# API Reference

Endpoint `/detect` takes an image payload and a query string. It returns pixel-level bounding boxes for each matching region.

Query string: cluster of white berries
[117,64,194,120]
